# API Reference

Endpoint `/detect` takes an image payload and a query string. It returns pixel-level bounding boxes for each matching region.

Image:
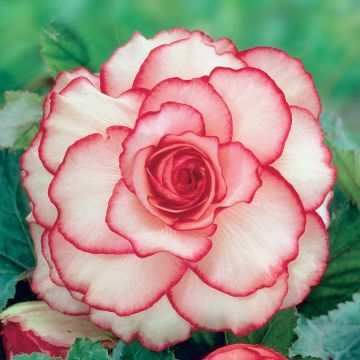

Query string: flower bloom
[21,28,335,350]
[203,344,287,360]
[0,301,115,359]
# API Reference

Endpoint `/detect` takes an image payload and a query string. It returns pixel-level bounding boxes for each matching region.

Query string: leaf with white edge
[321,111,360,206]
[0,91,42,149]
[0,150,34,311]
[41,22,89,77]
[13,354,60,360]
[300,187,360,317]
[226,307,299,356]
[291,293,360,360]
[112,340,175,360]
[67,338,111,360]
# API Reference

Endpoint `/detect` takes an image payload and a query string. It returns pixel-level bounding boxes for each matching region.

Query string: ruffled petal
[40,78,146,173]
[49,126,133,254]
[209,67,291,164]
[190,167,305,296]
[281,212,328,309]
[218,142,261,207]
[133,32,245,90]
[139,78,232,143]
[238,47,321,118]
[49,226,186,316]
[169,271,288,335]
[101,28,191,96]
[90,296,191,351]
[106,180,214,261]
[21,132,57,228]
[44,67,100,118]
[29,221,89,315]
[272,106,336,211]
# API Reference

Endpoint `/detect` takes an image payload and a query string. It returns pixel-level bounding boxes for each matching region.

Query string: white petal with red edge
[272,106,335,211]
[134,32,245,90]
[43,67,100,118]
[139,78,232,143]
[218,142,261,207]
[120,102,205,191]
[281,212,328,309]
[101,28,191,96]
[191,168,305,296]
[316,191,333,228]
[21,132,57,228]
[169,271,288,335]
[238,47,321,118]
[40,78,146,173]
[49,126,132,254]
[90,296,191,351]
[209,67,291,164]
[49,227,186,316]
[29,221,89,315]
[106,180,213,261]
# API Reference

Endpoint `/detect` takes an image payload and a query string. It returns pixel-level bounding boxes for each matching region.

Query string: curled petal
[281,212,328,309]
[209,67,292,164]
[49,226,186,316]
[49,126,132,254]
[272,106,336,211]
[133,32,245,90]
[238,46,321,118]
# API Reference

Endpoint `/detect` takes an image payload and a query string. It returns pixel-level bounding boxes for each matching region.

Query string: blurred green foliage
[0,0,359,133]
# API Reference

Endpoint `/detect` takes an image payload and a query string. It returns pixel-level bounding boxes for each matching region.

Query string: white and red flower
[21,28,335,350]
[203,344,287,360]
[0,301,115,359]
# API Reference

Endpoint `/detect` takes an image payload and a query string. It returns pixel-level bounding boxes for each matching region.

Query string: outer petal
[204,344,287,360]
[139,78,232,143]
[49,126,133,254]
[49,227,186,316]
[106,180,214,262]
[238,46,321,118]
[90,296,192,351]
[21,132,57,228]
[272,106,336,211]
[0,301,114,355]
[101,28,191,96]
[169,271,288,335]
[191,167,305,296]
[133,32,245,90]
[281,212,328,309]
[29,222,89,315]
[316,191,333,228]
[120,102,205,191]
[209,67,291,164]
[40,77,146,173]
[44,67,100,118]
[218,142,261,207]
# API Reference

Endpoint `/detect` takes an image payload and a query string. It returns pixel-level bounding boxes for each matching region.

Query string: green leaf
[321,111,360,206]
[226,308,299,356]
[173,330,225,360]
[0,91,42,149]
[291,293,360,359]
[67,338,111,360]
[299,187,360,317]
[14,354,60,360]
[41,22,89,77]
[113,340,175,360]
[0,150,35,311]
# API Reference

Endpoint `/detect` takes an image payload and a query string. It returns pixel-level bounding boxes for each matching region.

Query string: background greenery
[1,1,360,359]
